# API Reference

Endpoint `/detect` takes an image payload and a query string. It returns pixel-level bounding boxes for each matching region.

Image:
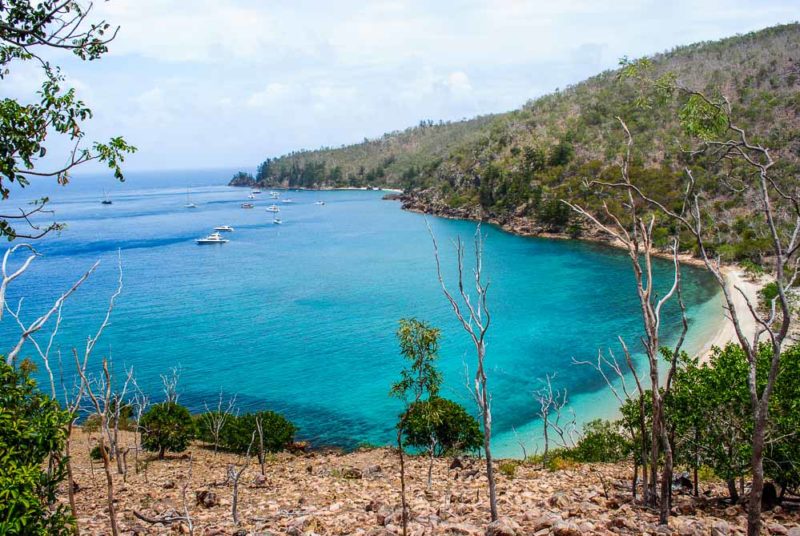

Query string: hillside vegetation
[234,23,800,262]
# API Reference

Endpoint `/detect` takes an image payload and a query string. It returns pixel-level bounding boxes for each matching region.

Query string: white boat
[247,193,256,199]
[266,205,280,213]
[281,198,293,203]
[273,218,282,225]
[314,201,326,206]
[241,202,254,209]
[196,232,228,244]
[270,191,280,199]
[185,189,197,208]
[251,189,262,194]
[214,225,234,232]
[101,189,112,205]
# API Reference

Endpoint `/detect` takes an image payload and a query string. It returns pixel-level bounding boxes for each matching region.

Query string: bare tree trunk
[429,223,498,521]
[65,423,79,533]
[748,406,768,534]
[397,425,408,536]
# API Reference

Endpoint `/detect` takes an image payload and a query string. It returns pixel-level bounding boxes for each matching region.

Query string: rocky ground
[67,429,800,535]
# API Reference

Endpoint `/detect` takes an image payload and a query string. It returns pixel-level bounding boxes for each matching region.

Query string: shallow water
[1,170,721,456]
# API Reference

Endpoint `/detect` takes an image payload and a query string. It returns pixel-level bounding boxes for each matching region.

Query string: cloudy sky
[4,0,798,171]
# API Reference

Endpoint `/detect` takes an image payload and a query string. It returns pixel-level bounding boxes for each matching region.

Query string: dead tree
[573,346,648,498]
[181,454,195,536]
[534,373,578,466]
[77,357,121,536]
[429,222,498,521]
[3,245,99,365]
[599,93,800,534]
[161,365,182,403]
[202,390,238,456]
[228,432,256,526]
[565,119,687,525]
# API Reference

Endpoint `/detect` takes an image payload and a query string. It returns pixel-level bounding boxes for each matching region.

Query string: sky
[3,0,798,172]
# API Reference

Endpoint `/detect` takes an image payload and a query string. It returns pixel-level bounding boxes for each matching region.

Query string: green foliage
[221,411,297,455]
[89,444,108,461]
[760,281,779,306]
[498,460,520,478]
[390,318,442,402]
[0,1,136,240]
[140,402,195,459]
[678,94,728,140]
[0,360,74,534]
[401,397,483,456]
[566,419,631,463]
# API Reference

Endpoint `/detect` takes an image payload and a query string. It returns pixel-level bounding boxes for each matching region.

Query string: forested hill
[233,23,800,260]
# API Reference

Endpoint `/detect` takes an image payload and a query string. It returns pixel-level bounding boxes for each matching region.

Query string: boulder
[484,517,520,536]
[711,520,730,536]
[195,490,219,508]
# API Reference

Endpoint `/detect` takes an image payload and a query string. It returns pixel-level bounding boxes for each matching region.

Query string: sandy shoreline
[696,267,763,360]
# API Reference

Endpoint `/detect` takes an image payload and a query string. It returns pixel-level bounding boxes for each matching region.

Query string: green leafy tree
[221,411,296,454]
[1,1,136,240]
[0,360,74,534]
[567,419,631,463]
[140,402,195,459]
[402,397,483,457]
[390,318,443,535]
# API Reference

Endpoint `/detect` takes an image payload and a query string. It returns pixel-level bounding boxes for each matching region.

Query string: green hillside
[235,23,800,261]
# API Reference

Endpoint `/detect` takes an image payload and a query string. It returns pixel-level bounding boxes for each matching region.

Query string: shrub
[222,411,296,454]
[401,397,483,456]
[140,402,195,459]
[0,361,74,534]
[498,460,520,478]
[90,444,109,461]
[567,419,631,463]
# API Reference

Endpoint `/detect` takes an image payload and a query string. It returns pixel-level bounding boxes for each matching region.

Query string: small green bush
[566,419,631,463]
[498,460,520,478]
[401,397,483,457]
[221,411,296,454]
[140,402,195,459]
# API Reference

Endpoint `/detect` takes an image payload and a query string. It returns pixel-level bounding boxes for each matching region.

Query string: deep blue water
[1,170,721,456]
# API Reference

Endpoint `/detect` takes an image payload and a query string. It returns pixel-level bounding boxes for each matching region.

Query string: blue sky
[4,0,798,172]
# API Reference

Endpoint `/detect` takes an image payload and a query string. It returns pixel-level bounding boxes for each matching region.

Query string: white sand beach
[698,267,763,360]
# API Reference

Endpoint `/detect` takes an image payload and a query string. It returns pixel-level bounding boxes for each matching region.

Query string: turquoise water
[1,170,721,456]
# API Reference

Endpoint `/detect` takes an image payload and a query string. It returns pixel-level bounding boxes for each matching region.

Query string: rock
[254,473,267,486]
[548,493,569,509]
[484,517,520,536]
[551,520,582,536]
[232,530,247,536]
[711,520,730,536]
[365,529,393,536]
[363,464,382,477]
[787,528,800,536]
[341,467,363,479]
[195,490,219,508]
[163,480,176,489]
[530,515,557,532]
[439,521,482,535]
[450,457,465,470]
[769,524,789,535]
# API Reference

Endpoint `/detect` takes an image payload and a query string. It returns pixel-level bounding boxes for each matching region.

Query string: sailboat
[101,190,112,205]
[185,189,197,209]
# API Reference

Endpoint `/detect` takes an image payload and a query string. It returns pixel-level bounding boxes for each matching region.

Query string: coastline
[390,192,767,362]
[696,267,763,361]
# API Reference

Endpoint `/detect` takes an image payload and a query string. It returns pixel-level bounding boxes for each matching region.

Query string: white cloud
[246,83,291,108]
[32,0,798,170]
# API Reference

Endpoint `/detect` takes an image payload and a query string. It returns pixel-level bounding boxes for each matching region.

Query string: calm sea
[0,169,722,456]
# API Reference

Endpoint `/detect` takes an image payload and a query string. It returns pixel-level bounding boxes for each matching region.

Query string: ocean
[0,169,722,457]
